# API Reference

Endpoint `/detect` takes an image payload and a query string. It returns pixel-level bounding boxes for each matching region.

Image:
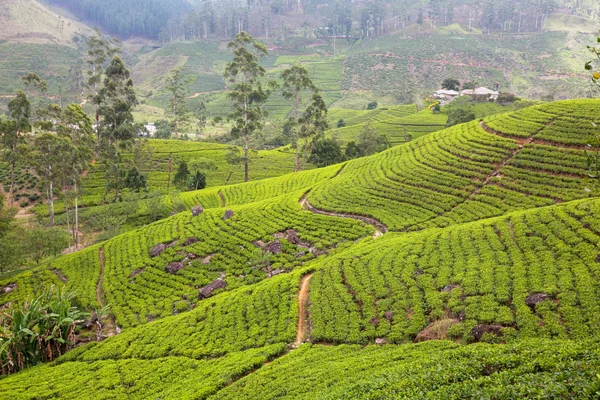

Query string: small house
[461,87,499,102]
[433,89,459,101]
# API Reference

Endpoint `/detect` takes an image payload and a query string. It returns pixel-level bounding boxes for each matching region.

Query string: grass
[0,0,93,46]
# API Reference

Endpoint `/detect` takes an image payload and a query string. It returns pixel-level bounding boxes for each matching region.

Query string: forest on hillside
[44,0,600,40]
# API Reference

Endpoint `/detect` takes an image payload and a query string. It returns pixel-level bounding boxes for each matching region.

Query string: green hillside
[1,99,600,397]
[131,30,594,121]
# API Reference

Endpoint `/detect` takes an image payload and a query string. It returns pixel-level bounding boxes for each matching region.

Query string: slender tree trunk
[49,179,55,227]
[115,167,119,202]
[9,160,15,207]
[74,182,79,247]
[167,153,173,191]
[244,133,249,182]
[294,95,300,172]
[66,201,72,249]
[244,99,249,182]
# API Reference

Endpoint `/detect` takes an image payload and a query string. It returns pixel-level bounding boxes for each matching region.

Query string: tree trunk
[115,172,119,202]
[295,95,300,172]
[49,180,55,227]
[244,99,249,182]
[9,160,15,207]
[244,133,249,182]
[167,153,173,191]
[74,182,79,247]
[66,202,72,249]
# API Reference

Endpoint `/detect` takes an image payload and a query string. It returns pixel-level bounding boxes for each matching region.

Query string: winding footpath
[300,192,388,237]
[96,248,106,307]
[294,273,314,347]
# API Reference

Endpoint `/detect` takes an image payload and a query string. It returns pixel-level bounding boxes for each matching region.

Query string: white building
[433,89,460,101]
[461,87,499,101]
[144,123,157,137]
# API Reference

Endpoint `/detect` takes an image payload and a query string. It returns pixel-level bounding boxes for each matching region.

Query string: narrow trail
[300,193,388,237]
[294,273,314,347]
[96,248,106,307]
[186,90,220,99]
[14,207,34,219]
[97,247,119,337]
[297,163,387,236]
[218,190,226,208]
[458,122,537,198]
[424,121,545,225]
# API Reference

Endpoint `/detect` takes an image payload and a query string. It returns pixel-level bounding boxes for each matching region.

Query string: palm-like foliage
[0,286,88,374]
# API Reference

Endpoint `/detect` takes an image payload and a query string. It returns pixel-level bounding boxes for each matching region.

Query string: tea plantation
[1,99,600,398]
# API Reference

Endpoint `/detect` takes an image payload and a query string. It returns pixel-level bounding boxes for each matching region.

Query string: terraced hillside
[327,107,448,146]
[309,100,599,231]
[127,29,594,122]
[1,99,600,398]
[78,140,307,206]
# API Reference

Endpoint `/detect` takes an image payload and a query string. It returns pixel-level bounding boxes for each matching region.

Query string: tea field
[2,99,600,398]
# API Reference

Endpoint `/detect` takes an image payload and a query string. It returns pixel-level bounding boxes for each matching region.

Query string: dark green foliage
[95,55,138,202]
[336,119,346,128]
[497,92,518,103]
[172,160,190,190]
[154,120,172,139]
[366,101,378,110]
[446,108,476,127]
[187,171,206,191]
[281,65,319,172]
[309,138,344,167]
[165,67,189,137]
[95,56,137,143]
[344,141,361,159]
[356,122,391,156]
[123,167,148,192]
[442,78,460,91]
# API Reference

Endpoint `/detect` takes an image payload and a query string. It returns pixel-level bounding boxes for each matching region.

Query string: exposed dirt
[51,269,68,283]
[218,191,226,207]
[96,248,106,307]
[415,318,460,342]
[96,247,118,337]
[294,273,314,347]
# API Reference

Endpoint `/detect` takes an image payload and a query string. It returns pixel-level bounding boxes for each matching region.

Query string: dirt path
[96,247,119,337]
[218,190,226,207]
[14,207,33,219]
[96,248,106,307]
[300,193,388,237]
[294,273,314,347]
[186,90,221,99]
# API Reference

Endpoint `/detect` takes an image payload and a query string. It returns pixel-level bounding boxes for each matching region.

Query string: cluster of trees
[173,160,209,191]
[45,0,600,41]
[221,32,329,181]
[47,0,190,38]
[478,0,558,33]
[159,68,210,140]
[0,31,151,269]
[310,122,391,167]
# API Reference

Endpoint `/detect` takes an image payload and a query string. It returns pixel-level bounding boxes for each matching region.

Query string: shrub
[0,286,89,375]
